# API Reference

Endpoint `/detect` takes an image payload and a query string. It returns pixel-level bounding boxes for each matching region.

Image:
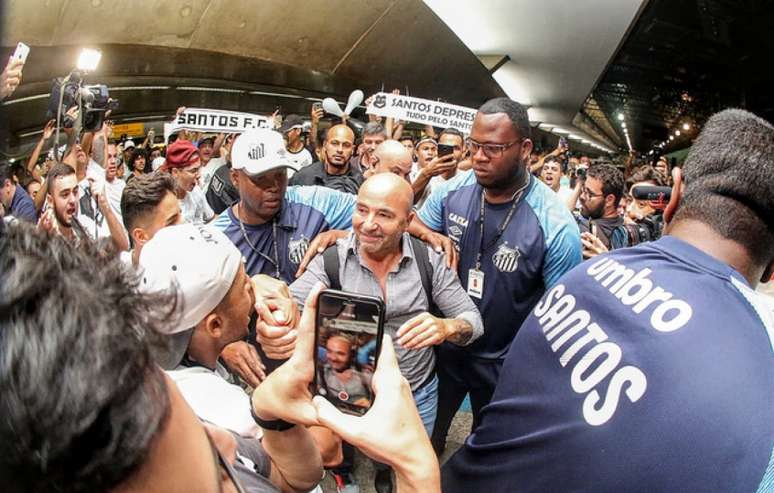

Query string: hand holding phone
[314,289,385,416]
[2,43,27,100]
[437,143,455,157]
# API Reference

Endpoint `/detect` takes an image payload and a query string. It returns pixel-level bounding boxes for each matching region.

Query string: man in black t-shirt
[575,163,625,256]
[289,124,363,194]
[206,161,240,214]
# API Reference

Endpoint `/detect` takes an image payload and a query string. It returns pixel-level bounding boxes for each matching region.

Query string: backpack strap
[409,236,441,316]
[322,245,341,290]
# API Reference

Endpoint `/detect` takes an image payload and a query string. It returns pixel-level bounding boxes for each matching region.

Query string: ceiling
[0,0,504,155]
[424,0,647,152]
[587,0,774,153]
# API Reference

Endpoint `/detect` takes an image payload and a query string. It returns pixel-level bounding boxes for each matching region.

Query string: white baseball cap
[139,224,243,368]
[151,157,166,171]
[231,128,299,176]
[123,139,135,149]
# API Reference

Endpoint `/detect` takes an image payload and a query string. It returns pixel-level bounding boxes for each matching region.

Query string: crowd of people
[1,51,773,493]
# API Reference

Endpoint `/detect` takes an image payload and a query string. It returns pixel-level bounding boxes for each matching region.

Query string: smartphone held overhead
[12,42,30,64]
[313,289,385,416]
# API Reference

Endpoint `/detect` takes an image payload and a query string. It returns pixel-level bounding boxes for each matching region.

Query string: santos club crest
[288,236,310,265]
[492,243,520,273]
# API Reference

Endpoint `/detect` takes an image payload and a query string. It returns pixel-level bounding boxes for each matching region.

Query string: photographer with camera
[585,165,672,257]
[574,163,625,258]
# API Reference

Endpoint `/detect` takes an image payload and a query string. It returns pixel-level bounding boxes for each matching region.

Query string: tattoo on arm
[446,318,473,346]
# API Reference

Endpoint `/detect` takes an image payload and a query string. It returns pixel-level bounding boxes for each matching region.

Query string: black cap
[280,114,304,133]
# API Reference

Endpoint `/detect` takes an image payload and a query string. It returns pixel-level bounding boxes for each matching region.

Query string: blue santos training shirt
[418,170,581,359]
[442,235,774,492]
[212,185,355,283]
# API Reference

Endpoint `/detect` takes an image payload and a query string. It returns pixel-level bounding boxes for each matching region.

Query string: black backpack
[322,235,442,316]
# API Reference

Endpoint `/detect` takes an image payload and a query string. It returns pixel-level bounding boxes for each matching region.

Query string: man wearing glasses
[411,97,582,455]
[576,163,626,258]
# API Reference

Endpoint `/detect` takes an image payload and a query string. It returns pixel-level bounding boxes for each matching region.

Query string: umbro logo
[248,143,265,160]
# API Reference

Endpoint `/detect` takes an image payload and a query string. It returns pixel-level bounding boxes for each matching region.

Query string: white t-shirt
[77,176,114,242]
[180,186,214,225]
[104,177,126,220]
[415,175,447,209]
[167,363,262,438]
[286,147,314,169]
[200,156,227,194]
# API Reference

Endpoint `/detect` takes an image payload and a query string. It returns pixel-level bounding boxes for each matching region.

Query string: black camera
[617,215,664,247]
[46,72,118,132]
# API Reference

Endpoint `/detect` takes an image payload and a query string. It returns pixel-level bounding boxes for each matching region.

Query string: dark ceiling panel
[586,0,774,152]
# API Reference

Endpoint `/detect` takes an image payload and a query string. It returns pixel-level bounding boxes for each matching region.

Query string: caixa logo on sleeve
[248,143,265,160]
[493,242,520,273]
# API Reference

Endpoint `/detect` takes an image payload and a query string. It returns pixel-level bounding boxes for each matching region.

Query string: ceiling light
[675,130,681,136]
[622,122,627,129]
[669,136,674,141]
[682,123,690,130]
[77,48,102,71]
[617,113,625,121]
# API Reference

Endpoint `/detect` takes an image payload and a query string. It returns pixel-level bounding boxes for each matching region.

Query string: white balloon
[343,90,364,116]
[322,97,344,117]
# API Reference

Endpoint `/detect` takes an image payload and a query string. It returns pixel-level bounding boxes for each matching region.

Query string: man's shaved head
[359,172,414,215]
[372,140,413,182]
[324,124,356,169]
[327,124,355,142]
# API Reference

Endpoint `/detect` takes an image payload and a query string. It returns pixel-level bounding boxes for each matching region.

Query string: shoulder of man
[524,177,582,286]
[285,185,356,229]
[289,161,323,184]
[417,169,477,229]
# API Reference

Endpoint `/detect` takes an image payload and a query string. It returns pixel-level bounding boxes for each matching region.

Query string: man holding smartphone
[412,128,464,207]
[290,173,483,493]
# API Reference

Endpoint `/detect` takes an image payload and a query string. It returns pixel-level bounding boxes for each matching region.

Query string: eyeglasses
[206,430,247,493]
[465,138,522,158]
[581,187,605,198]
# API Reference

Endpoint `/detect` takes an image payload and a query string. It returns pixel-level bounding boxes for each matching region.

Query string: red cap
[164,140,200,170]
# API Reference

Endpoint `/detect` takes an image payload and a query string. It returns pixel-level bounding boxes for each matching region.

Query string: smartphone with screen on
[12,42,30,64]
[314,289,385,416]
[437,143,455,157]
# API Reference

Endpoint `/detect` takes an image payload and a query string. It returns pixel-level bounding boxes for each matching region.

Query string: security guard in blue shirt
[410,98,582,454]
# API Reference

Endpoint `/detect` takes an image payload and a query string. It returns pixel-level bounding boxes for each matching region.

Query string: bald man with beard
[291,173,483,492]
[290,124,364,194]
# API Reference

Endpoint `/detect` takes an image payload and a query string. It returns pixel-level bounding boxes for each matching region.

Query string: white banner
[164,107,273,141]
[365,92,477,133]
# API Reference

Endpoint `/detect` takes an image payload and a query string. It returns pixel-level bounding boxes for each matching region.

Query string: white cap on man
[231,128,299,176]
[139,224,243,368]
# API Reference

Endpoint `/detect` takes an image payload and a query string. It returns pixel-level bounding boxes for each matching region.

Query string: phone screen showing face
[437,143,454,157]
[314,289,385,416]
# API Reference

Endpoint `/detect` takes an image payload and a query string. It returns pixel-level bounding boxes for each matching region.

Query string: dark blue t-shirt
[418,170,581,359]
[442,236,774,492]
[9,186,36,223]
[213,185,355,284]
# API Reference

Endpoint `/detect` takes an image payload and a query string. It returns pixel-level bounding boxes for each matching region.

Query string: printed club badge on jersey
[288,236,310,265]
[493,243,520,273]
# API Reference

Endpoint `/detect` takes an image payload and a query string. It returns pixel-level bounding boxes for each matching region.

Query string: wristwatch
[250,404,296,431]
